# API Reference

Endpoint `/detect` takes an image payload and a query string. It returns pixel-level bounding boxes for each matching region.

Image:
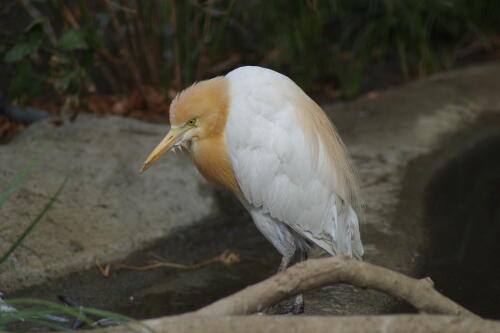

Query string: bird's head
[140,77,229,173]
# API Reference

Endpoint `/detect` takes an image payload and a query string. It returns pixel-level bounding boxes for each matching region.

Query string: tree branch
[82,256,486,333]
[195,255,476,317]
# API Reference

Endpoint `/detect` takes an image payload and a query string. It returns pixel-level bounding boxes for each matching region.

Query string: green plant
[0,154,69,330]
[0,150,43,210]
[0,149,67,265]
[1,0,237,111]
[254,1,335,89]
[243,0,500,96]
[0,298,136,331]
[1,0,499,102]
[3,15,98,114]
[0,177,67,265]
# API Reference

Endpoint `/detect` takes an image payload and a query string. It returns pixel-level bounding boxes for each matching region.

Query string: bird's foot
[292,301,305,314]
[274,302,304,315]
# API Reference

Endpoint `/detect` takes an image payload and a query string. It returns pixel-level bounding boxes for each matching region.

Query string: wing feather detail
[225,67,363,258]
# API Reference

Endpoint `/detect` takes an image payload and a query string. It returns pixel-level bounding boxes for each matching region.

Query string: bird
[140,66,363,313]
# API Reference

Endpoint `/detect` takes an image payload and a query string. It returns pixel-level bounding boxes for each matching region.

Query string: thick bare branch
[81,256,487,333]
[195,255,476,317]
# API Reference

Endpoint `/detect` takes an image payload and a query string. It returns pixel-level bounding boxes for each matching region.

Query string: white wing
[225,67,363,258]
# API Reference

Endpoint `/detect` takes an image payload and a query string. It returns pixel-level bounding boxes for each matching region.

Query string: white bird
[141,66,363,313]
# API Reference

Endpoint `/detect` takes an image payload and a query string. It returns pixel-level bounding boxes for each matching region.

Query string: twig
[95,257,111,278]
[195,255,477,317]
[114,250,239,271]
[61,6,79,29]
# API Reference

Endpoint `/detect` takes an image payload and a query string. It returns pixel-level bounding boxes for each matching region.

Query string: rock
[0,115,218,292]
[1,106,53,124]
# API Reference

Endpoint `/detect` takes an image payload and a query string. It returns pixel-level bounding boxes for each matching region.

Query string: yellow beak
[140,126,190,173]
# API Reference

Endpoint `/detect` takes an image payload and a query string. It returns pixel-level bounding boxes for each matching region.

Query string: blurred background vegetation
[0,0,499,122]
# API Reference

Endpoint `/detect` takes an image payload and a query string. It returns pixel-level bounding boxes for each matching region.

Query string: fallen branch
[195,255,476,317]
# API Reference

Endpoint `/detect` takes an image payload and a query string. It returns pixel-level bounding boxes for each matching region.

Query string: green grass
[0,298,143,331]
[0,150,44,210]
[0,176,68,265]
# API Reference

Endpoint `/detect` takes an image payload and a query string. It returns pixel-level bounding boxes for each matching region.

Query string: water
[425,134,500,319]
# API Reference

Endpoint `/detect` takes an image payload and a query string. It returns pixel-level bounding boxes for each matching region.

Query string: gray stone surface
[0,115,217,292]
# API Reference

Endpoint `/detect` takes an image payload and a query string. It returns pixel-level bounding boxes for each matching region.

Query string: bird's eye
[187,118,197,126]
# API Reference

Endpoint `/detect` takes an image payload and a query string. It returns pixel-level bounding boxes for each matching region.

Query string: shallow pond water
[425,133,500,319]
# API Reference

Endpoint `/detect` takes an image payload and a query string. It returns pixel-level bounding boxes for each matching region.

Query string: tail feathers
[290,200,364,260]
[334,203,364,260]
[348,206,364,260]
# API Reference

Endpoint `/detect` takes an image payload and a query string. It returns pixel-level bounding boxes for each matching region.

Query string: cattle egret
[141,66,363,313]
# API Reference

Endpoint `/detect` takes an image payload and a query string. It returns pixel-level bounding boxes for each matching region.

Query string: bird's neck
[190,134,242,198]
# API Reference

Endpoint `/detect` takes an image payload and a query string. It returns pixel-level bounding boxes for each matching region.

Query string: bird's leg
[277,255,292,273]
[274,251,308,315]
[266,255,293,315]
[291,251,308,314]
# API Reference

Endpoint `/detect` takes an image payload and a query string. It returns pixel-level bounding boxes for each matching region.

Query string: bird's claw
[273,303,304,315]
[292,302,305,314]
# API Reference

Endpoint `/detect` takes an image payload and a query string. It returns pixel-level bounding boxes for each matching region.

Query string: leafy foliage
[1,0,499,104]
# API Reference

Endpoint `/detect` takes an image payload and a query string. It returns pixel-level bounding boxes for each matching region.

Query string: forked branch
[195,255,476,317]
[85,255,483,333]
